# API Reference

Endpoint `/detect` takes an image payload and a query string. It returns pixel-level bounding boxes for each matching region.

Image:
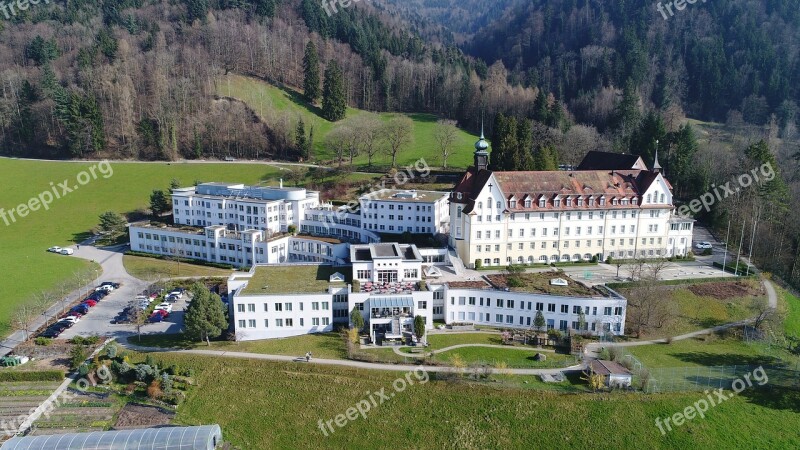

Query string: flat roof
[362,189,448,203]
[372,244,399,258]
[590,360,632,376]
[351,243,424,262]
[239,265,348,295]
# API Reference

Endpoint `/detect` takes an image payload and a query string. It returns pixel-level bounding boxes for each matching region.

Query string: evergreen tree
[322,61,346,122]
[149,190,171,218]
[186,0,208,23]
[629,111,666,164]
[184,283,228,345]
[491,113,518,171]
[350,307,364,332]
[669,124,698,196]
[516,118,535,171]
[613,79,641,142]
[98,211,127,237]
[303,41,321,103]
[533,90,550,124]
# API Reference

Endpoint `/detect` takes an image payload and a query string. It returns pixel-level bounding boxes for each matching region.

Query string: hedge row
[0,370,66,382]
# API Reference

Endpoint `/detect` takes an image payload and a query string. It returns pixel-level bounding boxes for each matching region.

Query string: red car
[82,299,97,307]
[152,309,169,318]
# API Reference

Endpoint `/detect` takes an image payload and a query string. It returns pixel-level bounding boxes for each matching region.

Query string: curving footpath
[120,339,584,375]
[384,343,557,359]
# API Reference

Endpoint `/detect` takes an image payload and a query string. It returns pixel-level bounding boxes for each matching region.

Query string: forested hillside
[0,0,536,161]
[467,0,800,131]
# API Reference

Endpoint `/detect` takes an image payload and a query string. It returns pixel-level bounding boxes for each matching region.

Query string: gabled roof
[578,151,647,171]
[450,168,494,213]
[589,360,632,376]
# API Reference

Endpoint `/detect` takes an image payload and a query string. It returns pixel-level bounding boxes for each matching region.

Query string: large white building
[360,189,450,235]
[448,137,694,268]
[228,243,627,342]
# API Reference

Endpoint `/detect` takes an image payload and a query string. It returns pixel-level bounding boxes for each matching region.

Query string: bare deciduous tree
[625,282,675,337]
[433,119,458,169]
[382,116,413,168]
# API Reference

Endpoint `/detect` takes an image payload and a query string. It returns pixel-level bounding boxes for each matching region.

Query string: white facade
[360,189,449,235]
[449,170,694,268]
[228,244,628,342]
[443,288,626,335]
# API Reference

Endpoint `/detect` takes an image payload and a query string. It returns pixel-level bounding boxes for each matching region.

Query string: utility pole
[746,207,760,276]
[735,218,746,276]
[722,220,731,276]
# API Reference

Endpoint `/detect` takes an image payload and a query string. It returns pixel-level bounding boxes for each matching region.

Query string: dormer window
[539,199,546,208]
[612,198,619,205]
[589,198,595,207]
[599,197,606,206]
[632,198,638,205]
[510,200,517,208]
[621,198,629,205]
[524,199,531,208]
[566,198,573,207]
[577,198,584,207]
[554,198,561,207]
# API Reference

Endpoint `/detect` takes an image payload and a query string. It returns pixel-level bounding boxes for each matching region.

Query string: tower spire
[653,140,662,173]
[474,112,490,171]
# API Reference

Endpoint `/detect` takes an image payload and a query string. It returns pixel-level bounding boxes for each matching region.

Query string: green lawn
[122,255,235,279]
[619,282,758,340]
[137,353,800,449]
[441,346,577,369]
[780,287,800,336]
[426,333,503,349]
[0,159,289,337]
[133,332,348,360]
[218,73,479,169]
[626,336,791,369]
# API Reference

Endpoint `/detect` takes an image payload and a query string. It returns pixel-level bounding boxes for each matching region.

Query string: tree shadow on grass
[688,317,729,329]
[276,85,325,120]
[669,352,782,367]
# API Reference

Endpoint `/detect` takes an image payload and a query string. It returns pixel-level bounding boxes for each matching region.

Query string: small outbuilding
[588,360,633,388]
[1,425,223,450]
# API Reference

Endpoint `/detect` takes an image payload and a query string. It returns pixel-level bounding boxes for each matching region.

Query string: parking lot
[56,281,190,340]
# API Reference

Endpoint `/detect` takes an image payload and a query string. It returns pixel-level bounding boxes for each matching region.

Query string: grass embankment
[122,255,236,279]
[141,353,800,449]
[218,73,479,169]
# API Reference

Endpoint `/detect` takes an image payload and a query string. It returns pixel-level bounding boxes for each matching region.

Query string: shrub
[507,277,524,288]
[105,345,117,359]
[69,335,100,346]
[134,364,155,382]
[474,259,482,269]
[34,337,52,346]
[591,255,598,263]
[0,370,65,382]
[70,346,89,370]
[146,380,163,399]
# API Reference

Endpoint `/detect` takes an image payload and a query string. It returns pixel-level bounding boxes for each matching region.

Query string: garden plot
[27,391,119,436]
[0,381,63,438]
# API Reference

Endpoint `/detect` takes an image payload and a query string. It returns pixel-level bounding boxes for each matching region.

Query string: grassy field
[137,352,800,449]
[217,74,479,169]
[426,333,503,349]
[780,286,800,336]
[0,158,294,337]
[626,336,795,369]
[133,332,348,360]
[122,255,236,279]
[440,346,577,369]
[619,281,758,340]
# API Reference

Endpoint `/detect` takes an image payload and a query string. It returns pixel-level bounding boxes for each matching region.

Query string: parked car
[70,304,89,315]
[47,246,62,253]
[39,324,66,338]
[148,313,164,323]
[60,248,74,255]
[82,299,97,307]
[96,285,114,292]
[100,282,121,289]
[154,303,172,313]
[695,242,713,249]
[152,309,169,318]
[59,315,81,326]
[168,290,183,299]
